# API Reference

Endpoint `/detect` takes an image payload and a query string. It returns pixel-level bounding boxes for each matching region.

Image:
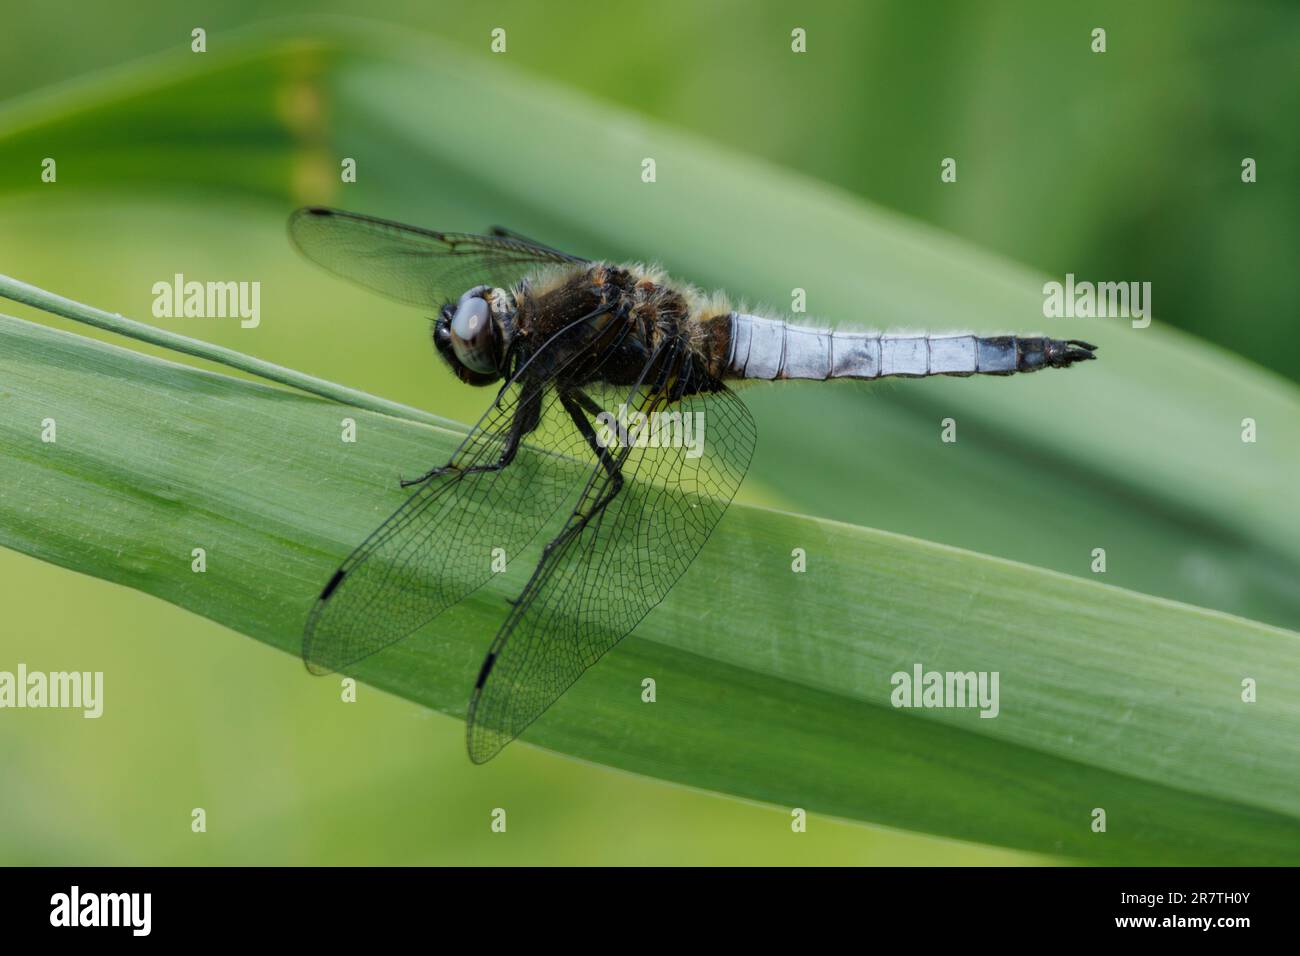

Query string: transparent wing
[302,313,624,675]
[466,351,757,762]
[288,207,586,308]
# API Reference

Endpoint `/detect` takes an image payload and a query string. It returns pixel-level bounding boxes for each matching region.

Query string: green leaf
[3,310,1298,864]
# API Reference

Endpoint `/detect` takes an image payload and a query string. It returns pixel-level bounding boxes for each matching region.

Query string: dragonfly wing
[288,207,586,309]
[302,311,624,675]
[487,225,585,260]
[465,349,757,762]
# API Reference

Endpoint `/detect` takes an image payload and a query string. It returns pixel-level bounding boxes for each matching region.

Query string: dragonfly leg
[549,391,626,536]
[398,384,542,487]
[550,343,678,513]
[499,391,622,610]
[398,465,452,488]
[560,390,624,496]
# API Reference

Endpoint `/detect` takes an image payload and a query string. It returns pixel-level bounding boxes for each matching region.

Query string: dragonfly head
[434,285,515,386]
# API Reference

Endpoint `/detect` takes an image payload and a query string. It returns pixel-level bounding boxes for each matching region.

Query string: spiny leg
[562,344,681,519]
[549,351,681,538]
[562,390,624,499]
[499,390,623,610]
[398,382,542,488]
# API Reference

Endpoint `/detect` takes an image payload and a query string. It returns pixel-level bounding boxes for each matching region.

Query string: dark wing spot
[320,569,346,600]
[475,652,498,689]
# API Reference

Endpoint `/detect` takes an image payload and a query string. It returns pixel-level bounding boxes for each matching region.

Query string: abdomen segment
[725,313,1096,380]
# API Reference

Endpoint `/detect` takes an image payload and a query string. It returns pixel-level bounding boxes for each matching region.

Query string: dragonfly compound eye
[450,295,497,374]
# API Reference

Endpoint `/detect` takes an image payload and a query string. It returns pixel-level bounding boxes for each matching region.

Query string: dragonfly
[288,206,1097,763]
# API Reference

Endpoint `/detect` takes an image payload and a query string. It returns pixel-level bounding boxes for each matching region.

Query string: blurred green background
[0,1,1295,864]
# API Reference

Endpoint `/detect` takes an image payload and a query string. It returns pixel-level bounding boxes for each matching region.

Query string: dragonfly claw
[399,465,454,488]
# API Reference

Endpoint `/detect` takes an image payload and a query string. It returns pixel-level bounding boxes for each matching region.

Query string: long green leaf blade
[3,311,1296,864]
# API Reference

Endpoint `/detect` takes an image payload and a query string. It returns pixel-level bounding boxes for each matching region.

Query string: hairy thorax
[512,263,734,387]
